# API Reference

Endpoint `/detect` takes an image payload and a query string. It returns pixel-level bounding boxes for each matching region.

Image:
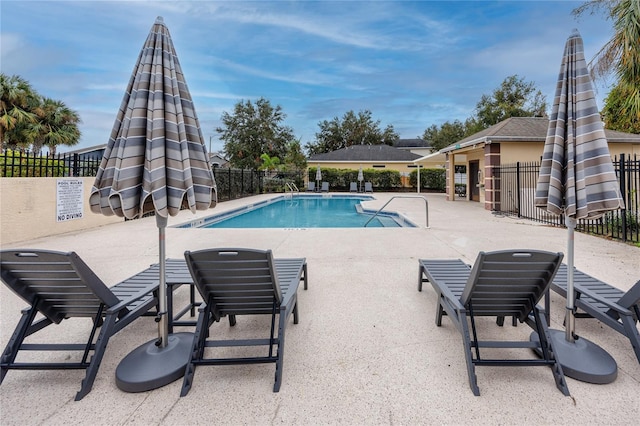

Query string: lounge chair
[364,182,373,193]
[321,181,329,192]
[350,182,358,192]
[418,249,569,396]
[180,248,302,395]
[0,249,158,401]
[306,182,315,192]
[549,265,640,364]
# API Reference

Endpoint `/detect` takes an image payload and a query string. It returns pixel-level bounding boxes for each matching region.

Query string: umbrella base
[531,329,617,384]
[116,332,193,392]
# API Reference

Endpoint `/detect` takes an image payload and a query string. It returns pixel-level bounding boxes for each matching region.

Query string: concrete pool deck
[1,192,639,425]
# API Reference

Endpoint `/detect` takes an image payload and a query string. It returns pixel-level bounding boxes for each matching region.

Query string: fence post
[516,162,521,218]
[619,154,627,242]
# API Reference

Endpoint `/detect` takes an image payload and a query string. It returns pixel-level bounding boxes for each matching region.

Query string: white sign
[56,179,84,222]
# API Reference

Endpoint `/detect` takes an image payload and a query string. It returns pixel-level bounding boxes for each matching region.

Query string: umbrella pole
[114,214,194,392]
[531,214,617,384]
[565,216,576,343]
[157,215,169,348]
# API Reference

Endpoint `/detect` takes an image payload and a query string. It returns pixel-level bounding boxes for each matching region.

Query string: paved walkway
[1,193,638,425]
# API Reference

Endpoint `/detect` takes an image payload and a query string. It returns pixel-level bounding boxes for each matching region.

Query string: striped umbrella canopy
[315,164,322,182]
[357,166,364,182]
[534,29,623,382]
[89,16,216,392]
[90,17,216,220]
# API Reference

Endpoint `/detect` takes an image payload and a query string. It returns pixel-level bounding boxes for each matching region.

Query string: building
[438,117,640,209]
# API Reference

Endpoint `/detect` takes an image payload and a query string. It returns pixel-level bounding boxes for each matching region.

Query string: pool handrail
[364,195,429,228]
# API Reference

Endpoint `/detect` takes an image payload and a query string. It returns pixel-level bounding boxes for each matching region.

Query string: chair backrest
[184,248,282,317]
[308,182,315,191]
[350,182,357,192]
[0,250,120,323]
[364,182,373,192]
[461,250,563,322]
[321,182,329,191]
[617,280,640,310]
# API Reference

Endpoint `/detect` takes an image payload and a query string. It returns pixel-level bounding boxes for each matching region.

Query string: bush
[307,167,402,191]
[408,168,446,191]
[0,150,69,177]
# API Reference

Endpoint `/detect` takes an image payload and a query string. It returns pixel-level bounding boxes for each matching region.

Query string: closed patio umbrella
[534,29,623,383]
[315,164,322,189]
[90,17,216,392]
[357,166,364,192]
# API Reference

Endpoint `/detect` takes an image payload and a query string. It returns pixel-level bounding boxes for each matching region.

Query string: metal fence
[0,151,307,202]
[0,151,102,177]
[493,154,639,244]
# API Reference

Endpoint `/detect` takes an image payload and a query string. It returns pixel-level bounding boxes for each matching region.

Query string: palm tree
[0,74,38,150]
[574,0,640,119]
[32,97,81,154]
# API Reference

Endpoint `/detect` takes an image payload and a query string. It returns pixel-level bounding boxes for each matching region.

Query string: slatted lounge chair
[549,265,640,364]
[364,182,373,193]
[321,181,329,192]
[306,182,315,192]
[180,248,302,395]
[350,182,358,192]
[0,249,159,401]
[418,249,569,396]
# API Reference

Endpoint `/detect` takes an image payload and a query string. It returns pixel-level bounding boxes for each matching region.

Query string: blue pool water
[178,195,414,228]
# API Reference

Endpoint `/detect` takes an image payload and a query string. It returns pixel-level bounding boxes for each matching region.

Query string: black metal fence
[0,151,102,177]
[493,154,639,244]
[0,151,307,202]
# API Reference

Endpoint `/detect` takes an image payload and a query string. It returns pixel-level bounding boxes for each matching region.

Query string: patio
[1,193,638,425]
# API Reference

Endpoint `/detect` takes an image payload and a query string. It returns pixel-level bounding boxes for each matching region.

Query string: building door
[469,160,480,202]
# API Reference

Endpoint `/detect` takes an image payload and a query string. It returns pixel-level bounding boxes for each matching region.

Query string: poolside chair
[306,182,315,192]
[350,182,358,193]
[0,249,158,401]
[364,182,373,193]
[418,249,569,396]
[550,265,640,364]
[321,181,329,192]
[181,248,302,395]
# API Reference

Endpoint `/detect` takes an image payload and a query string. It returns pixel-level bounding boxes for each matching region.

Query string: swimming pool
[177,194,416,228]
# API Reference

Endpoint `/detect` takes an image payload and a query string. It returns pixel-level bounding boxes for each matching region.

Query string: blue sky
[1,1,613,154]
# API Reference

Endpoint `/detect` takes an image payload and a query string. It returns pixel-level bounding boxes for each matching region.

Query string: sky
[1,0,615,154]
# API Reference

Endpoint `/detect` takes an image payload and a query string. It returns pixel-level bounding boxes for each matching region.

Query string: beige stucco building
[435,117,640,210]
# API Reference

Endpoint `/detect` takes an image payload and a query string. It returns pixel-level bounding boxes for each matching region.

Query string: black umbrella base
[116,332,193,392]
[531,329,617,384]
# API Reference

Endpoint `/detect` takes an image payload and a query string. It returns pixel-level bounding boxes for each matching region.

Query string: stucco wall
[0,177,122,245]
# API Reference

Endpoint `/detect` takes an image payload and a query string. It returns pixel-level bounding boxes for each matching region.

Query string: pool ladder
[364,195,429,228]
[284,182,299,199]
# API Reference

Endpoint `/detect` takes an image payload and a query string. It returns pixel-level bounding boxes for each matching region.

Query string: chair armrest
[106,281,159,315]
[279,280,301,310]
[574,285,634,317]
[435,281,465,311]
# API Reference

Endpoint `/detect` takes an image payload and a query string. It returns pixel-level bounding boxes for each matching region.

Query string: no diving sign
[56,179,84,222]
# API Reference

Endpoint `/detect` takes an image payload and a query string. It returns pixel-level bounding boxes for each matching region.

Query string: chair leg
[533,309,570,396]
[180,304,210,397]
[1,307,39,385]
[435,300,444,326]
[460,316,480,396]
[75,312,118,401]
[621,315,640,364]
[273,312,286,392]
[418,266,424,292]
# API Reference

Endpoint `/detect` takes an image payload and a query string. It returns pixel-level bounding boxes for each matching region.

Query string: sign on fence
[56,179,84,222]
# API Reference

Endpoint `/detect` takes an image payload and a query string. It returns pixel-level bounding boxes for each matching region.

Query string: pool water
[179,195,414,228]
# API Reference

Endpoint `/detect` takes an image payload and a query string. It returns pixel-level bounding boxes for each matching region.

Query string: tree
[217,97,295,170]
[601,82,640,133]
[1,74,81,153]
[282,139,307,172]
[32,98,81,154]
[422,120,467,151]
[305,110,399,155]
[0,74,38,150]
[466,75,547,135]
[258,153,281,177]
[573,0,640,127]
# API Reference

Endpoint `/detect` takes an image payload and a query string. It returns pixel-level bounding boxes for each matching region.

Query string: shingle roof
[308,144,422,162]
[394,138,430,148]
[441,117,640,152]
